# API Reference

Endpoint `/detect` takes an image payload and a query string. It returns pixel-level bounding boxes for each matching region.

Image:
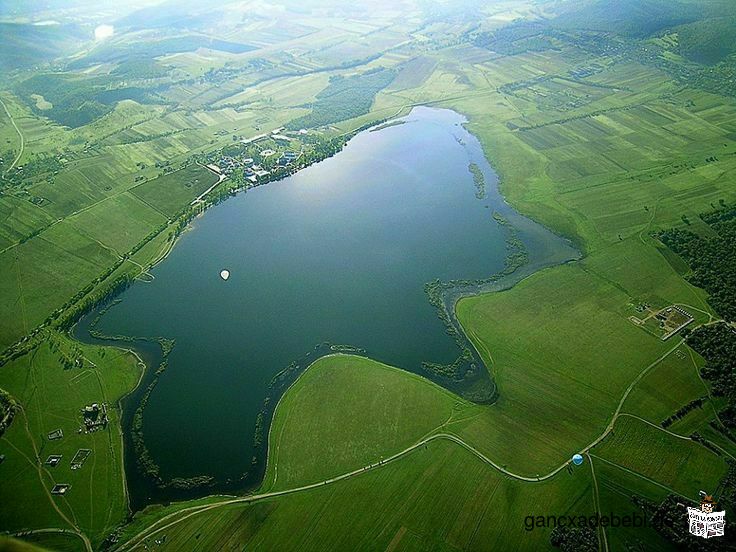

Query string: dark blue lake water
[88,107,577,503]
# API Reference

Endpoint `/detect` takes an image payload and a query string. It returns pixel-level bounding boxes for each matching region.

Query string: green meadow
[139,439,593,552]
[119,353,727,551]
[2,1,736,550]
[0,333,141,549]
[261,355,460,491]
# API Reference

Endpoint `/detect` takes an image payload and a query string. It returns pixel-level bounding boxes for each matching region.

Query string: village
[203,126,308,184]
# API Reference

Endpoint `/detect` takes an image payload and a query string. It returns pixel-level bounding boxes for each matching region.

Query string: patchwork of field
[377,46,736,253]
[2,1,736,550]
[0,165,216,350]
[0,226,119,347]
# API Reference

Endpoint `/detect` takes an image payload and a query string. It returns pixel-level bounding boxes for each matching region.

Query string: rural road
[115,339,693,550]
[0,96,24,176]
[115,431,552,551]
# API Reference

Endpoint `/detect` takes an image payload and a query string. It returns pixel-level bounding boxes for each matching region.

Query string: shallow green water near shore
[87,107,577,505]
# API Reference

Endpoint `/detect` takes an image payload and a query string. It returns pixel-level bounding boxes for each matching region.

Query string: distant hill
[550,0,701,38]
[114,0,234,31]
[0,0,87,17]
[67,35,256,70]
[548,0,736,43]
[0,23,87,71]
[0,0,144,18]
[675,16,736,65]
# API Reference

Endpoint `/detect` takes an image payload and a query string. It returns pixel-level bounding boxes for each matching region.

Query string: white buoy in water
[220,269,230,281]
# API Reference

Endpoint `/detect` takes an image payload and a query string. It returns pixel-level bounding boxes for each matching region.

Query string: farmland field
[2,1,736,551]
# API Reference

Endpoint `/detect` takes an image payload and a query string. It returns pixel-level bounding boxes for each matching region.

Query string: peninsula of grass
[261,354,462,491]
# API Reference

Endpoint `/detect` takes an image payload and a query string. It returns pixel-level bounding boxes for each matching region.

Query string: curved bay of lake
[89,107,577,504]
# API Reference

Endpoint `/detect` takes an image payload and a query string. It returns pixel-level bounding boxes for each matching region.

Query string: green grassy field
[0,532,85,552]
[0,332,141,548]
[455,261,673,475]
[591,416,727,498]
[128,166,217,218]
[0,227,119,349]
[592,459,674,552]
[120,352,728,551]
[138,439,594,552]
[622,347,708,423]
[261,355,461,491]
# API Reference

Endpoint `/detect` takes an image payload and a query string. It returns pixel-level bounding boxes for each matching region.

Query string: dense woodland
[0,390,16,438]
[549,527,597,552]
[685,324,736,430]
[473,23,558,56]
[14,73,163,127]
[286,68,396,130]
[675,16,736,65]
[658,203,736,431]
[657,203,736,322]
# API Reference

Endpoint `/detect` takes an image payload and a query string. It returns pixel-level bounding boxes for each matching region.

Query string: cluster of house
[658,305,695,341]
[207,156,262,182]
[277,150,300,167]
[568,66,601,79]
[206,126,307,181]
[209,148,302,181]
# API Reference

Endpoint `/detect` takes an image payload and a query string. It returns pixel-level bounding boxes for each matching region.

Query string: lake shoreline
[74,106,579,513]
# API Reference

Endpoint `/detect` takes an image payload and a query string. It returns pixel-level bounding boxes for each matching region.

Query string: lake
[80,107,578,506]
